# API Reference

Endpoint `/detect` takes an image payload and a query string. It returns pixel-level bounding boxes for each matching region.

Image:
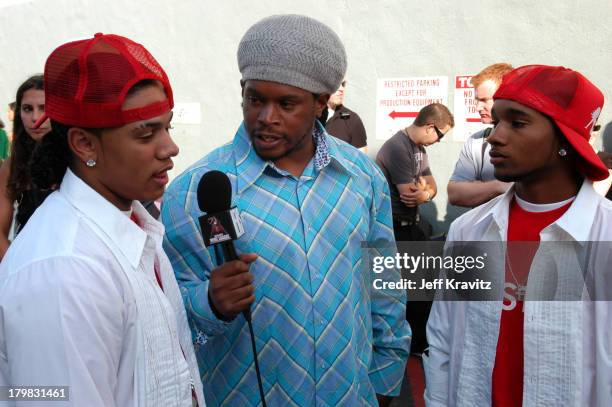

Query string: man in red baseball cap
[425,65,612,406]
[0,34,205,406]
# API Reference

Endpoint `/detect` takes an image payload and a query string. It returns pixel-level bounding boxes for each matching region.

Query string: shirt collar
[234,121,354,194]
[473,186,514,233]
[554,180,600,241]
[59,168,162,269]
[474,180,600,242]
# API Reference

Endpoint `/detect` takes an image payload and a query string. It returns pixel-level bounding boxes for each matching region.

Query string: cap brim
[556,121,609,181]
[33,113,49,130]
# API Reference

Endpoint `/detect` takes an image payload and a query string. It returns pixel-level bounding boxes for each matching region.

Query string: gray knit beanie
[237,14,347,94]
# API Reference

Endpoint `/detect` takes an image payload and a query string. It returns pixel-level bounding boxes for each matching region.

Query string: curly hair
[7,75,45,201]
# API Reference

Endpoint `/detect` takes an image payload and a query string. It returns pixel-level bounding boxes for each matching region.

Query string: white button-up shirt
[0,169,205,407]
[424,180,612,407]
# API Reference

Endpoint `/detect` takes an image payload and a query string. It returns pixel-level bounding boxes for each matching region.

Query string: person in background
[0,118,9,161]
[590,125,612,196]
[325,78,368,152]
[375,103,453,358]
[376,103,453,242]
[447,63,514,207]
[0,75,52,259]
[7,101,15,141]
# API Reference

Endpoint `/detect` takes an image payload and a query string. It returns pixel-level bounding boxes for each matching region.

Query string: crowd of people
[0,13,611,407]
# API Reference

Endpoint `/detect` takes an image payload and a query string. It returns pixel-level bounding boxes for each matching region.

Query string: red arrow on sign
[389,110,418,120]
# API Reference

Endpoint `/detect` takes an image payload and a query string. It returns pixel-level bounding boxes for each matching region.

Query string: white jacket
[424,180,612,407]
[0,169,205,407]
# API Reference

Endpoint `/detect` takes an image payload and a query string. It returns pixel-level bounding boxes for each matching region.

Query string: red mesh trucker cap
[494,64,607,181]
[34,33,173,129]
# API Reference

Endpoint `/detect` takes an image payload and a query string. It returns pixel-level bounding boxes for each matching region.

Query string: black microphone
[196,170,248,318]
[196,170,267,407]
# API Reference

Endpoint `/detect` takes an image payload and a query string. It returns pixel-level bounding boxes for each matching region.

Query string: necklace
[505,250,527,301]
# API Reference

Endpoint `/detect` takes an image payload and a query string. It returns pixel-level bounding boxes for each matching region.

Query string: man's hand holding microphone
[208,253,257,320]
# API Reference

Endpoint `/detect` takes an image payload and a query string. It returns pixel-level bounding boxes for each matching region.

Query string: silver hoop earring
[558,148,567,157]
[86,159,97,167]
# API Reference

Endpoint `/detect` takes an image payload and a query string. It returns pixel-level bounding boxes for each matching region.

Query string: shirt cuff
[369,353,407,397]
[188,281,233,337]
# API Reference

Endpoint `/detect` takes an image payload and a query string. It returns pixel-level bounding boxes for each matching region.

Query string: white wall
[1,0,610,231]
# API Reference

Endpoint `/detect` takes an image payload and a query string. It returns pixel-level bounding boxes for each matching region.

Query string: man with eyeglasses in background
[376,103,452,242]
[376,102,453,358]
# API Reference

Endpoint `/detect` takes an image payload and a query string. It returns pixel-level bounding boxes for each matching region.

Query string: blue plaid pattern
[162,122,410,406]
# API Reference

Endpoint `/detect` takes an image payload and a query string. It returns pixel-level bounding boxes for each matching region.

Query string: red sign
[388,110,419,120]
[455,76,474,89]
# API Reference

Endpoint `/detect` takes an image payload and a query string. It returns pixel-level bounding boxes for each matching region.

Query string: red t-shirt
[491,197,572,407]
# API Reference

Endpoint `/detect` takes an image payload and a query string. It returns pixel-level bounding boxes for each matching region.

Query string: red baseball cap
[494,64,607,181]
[34,33,173,129]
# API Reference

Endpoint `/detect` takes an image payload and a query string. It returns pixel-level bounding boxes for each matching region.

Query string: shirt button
[530,375,536,384]
[321,363,326,369]
[319,320,324,325]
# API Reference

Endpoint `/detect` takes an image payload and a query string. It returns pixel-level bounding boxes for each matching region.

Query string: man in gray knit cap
[162,14,410,407]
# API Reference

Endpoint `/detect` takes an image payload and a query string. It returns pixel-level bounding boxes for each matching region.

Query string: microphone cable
[244,310,267,407]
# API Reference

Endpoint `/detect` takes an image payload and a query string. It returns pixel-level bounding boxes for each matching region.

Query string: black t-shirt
[375,130,431,220]
[325,106,367,149]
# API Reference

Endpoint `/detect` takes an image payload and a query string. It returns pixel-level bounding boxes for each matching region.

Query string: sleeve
[449,135,479,182]
[422,222,459,406]
[1,256,125,407]
[161,180,231,339]
[366,166,411,396]
[423,300,452,406]
[349,112,367,148]
[381,140,417,185]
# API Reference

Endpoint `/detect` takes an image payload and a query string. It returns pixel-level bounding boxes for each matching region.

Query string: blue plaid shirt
[162,122,410,406]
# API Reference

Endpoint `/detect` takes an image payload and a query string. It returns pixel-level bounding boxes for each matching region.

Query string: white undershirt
[514,194,575,213]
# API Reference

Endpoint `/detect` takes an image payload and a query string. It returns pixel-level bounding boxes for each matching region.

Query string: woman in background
[0,75,52,259]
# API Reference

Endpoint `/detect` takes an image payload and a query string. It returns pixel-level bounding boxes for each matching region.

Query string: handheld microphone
[196,170,248,318]
[196,170,267,407]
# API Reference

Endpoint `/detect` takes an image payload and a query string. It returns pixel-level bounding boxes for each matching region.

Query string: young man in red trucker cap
[424,65,612,406]
[0,34,205,406]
